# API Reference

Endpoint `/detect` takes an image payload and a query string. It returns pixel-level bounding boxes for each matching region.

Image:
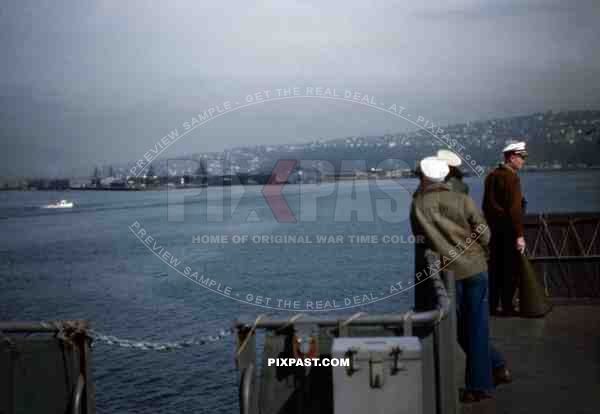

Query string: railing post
[445,271,459,414]
[418,248,438,414]
[78,329,95,414]
[434,270,459,414]
[421,331,437,414]
[236,326,257,414]
[415,244,435,312]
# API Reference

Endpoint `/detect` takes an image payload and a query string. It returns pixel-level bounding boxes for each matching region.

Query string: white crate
[332,337,422,414]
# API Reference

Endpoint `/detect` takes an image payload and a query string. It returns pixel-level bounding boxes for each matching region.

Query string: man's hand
[516,237,526,254]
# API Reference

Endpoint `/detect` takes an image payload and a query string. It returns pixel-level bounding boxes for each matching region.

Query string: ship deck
[464,304,600,414]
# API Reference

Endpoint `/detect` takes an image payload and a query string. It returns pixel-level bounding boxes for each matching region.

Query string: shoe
[493,366,512,386]
[460,390,495,403]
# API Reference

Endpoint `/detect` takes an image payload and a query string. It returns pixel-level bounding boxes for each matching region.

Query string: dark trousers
[456,272,505,392]
[488,226,519,313]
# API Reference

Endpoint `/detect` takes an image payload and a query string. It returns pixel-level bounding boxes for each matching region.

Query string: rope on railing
[39,320,89,345]
[341,312,367,327]
[275,313,305,333]
[236,314,267,361]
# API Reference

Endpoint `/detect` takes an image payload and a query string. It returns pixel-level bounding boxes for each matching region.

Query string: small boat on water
[43,199,75,209]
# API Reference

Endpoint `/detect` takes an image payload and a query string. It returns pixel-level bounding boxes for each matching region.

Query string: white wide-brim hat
[436,149,462,167]
[420,157,449,182]
[502,141,528,156]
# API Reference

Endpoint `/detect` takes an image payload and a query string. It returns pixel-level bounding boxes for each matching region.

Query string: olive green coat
[410,183,490,280]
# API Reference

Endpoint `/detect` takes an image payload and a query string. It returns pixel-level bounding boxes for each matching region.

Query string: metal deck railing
[0,320,95,414]
[522,212,600,297]
[235,253,460,414]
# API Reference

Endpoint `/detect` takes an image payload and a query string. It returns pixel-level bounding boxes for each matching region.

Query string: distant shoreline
[1,167,599,191]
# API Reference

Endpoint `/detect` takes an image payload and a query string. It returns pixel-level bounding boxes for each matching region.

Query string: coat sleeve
[482,172,504,220]
[506,175,524,238]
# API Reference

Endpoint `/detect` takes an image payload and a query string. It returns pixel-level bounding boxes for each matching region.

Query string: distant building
[69,178,92,189]
[100,177,116,187]
[0,177,27,190]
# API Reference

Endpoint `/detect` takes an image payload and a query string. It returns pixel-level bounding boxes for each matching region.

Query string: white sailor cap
[502,141,528,156]
[419,157,449,182]
[436,149,462,167]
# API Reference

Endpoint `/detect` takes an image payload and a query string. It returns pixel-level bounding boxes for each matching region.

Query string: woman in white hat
[411,156,510,402]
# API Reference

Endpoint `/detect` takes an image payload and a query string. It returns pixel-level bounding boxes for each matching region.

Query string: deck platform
[464,305,600,414]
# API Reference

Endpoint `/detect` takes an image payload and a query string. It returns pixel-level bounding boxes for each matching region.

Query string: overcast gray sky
[1,0,599,176]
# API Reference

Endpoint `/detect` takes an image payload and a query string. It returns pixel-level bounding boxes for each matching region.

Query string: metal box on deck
[332,336,422,414]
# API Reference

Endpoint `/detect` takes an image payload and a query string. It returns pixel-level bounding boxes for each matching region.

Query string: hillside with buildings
[2,110,599,190]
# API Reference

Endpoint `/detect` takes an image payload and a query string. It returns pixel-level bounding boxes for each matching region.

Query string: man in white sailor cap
[482,141,528,317]
[437,149,469,194]
[411,156,509,402]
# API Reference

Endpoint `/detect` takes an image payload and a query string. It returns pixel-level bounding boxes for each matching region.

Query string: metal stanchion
[433,270,458,414]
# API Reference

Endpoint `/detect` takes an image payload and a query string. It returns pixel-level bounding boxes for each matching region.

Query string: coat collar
[501,163,516,174]
[421,182,451,194]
